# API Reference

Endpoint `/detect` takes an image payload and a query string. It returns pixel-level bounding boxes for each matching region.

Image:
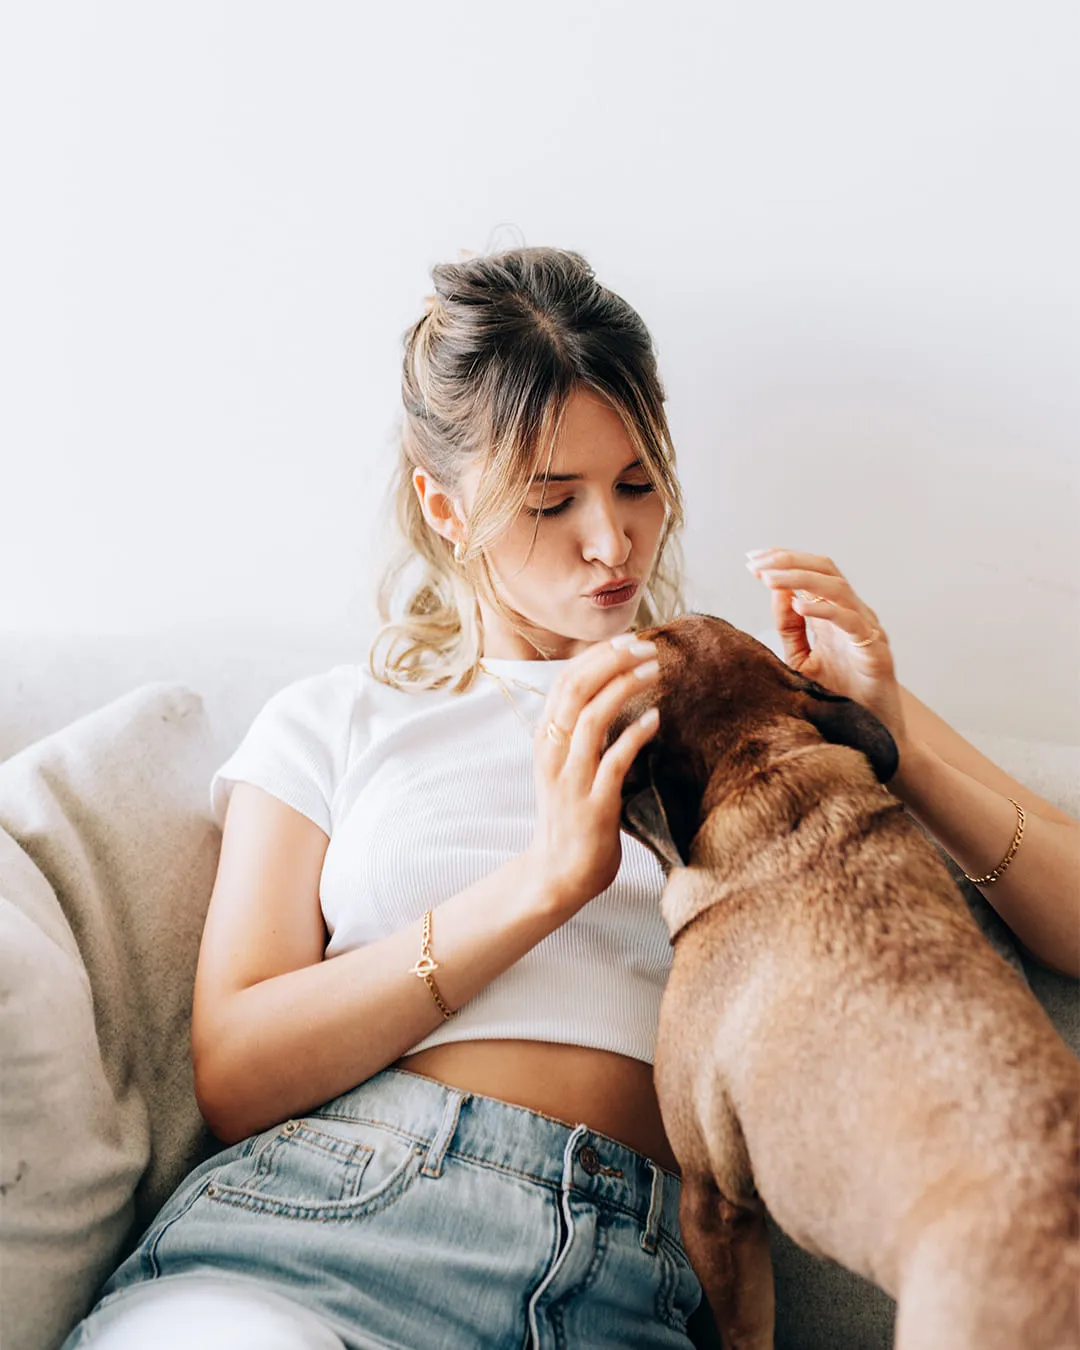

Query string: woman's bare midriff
[391,1040,681,1177]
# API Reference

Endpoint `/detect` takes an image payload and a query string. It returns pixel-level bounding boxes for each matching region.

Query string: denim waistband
[307,1066,685,1252]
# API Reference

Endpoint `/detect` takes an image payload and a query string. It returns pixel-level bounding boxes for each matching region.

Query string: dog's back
[654,752,1079,1343]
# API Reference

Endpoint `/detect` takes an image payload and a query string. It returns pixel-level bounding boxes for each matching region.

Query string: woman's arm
[889,682,1080,978]
[743,548,1079,979]
[196,823,572,1147]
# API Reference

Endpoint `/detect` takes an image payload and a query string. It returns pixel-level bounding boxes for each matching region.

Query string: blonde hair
[368,245,689,695]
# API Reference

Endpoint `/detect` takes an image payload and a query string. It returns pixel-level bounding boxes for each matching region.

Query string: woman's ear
[412,469,466,546]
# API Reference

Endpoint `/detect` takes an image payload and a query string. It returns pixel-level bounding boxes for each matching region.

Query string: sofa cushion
[0,684,224,1350]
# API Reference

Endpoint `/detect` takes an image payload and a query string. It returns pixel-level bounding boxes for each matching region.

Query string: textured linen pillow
[0,683,224,1350]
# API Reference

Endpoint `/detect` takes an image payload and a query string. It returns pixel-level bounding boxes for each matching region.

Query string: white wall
[2,1,1077,740]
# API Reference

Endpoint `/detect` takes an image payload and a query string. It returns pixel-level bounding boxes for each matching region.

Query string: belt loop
[641,1159,663,1253]
[563,1122,588,1191]
[421,1088,467,1178]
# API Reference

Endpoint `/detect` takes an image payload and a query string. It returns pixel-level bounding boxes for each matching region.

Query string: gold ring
[851,626,882,648]
[545,720,571,747]
[798,590,828,604]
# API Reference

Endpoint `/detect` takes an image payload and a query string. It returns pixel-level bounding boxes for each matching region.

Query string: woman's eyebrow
[530,458,642,484]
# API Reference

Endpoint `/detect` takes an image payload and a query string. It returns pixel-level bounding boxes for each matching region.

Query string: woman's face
[422,386,668,660]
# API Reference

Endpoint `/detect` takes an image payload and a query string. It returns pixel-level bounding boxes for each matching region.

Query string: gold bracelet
[408,909,456,1019]
[963,798,1025,885]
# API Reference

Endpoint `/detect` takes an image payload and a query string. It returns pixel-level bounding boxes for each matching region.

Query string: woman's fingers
[528,636,663,910]
[541,637,657,756]
[746,549,841,577]
[559,658,660,789]
[754,564,882,640]
[769,585,811,659]
[753,567,849,601]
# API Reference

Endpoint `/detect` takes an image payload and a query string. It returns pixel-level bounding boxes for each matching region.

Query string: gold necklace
[478,663,549,735]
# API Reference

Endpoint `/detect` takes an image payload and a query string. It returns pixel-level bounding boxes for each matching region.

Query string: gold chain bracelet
[408,909,456,1019]
[963,798,1025,885]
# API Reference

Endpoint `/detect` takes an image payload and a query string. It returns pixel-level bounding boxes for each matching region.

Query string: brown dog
[606,613,1079,1350]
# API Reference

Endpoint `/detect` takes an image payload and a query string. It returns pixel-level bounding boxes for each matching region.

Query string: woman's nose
[582,500,632,564]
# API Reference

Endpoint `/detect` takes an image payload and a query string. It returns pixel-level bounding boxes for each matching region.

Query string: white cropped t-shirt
[209,628,786,1065]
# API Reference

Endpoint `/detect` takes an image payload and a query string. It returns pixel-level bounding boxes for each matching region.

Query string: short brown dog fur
[606,613,1079,1350]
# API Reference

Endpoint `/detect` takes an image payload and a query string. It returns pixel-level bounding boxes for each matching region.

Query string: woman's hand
[745,548,912,752]
[527,634,661,918]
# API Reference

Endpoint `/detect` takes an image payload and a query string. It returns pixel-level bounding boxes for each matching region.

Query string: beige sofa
[1,623,1076,1350]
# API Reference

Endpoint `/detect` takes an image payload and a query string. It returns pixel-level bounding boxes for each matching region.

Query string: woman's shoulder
[209,662,360,834]
[260,660,363,734]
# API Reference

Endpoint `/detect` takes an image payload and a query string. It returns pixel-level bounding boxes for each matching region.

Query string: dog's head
[605,612,899,871]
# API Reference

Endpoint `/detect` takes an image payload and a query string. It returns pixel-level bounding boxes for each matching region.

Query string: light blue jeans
[61,1066,703,1348]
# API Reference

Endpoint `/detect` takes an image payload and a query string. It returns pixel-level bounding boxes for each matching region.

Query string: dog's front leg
[680,1173,775,1350]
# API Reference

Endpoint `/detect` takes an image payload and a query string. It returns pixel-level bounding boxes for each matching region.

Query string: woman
[62,247,1078,1350]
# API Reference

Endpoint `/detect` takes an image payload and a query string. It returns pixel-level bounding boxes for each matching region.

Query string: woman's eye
[524,482,655,518]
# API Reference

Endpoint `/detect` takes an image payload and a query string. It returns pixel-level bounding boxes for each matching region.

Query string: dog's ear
[620,744,700,870]
[794,676,899,783]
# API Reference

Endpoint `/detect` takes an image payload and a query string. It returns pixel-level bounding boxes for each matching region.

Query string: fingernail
[633,659,659,679]
[746,559,766,574]
[638,706,660,725]
[612,635,656,657]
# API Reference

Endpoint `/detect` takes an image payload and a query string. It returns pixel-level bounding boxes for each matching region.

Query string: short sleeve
[209,663,358,837]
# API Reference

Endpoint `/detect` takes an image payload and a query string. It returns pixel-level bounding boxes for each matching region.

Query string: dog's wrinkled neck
[659,741,897,943]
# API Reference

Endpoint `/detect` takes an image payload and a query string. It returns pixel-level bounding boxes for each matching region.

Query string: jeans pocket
[203,1114,427,1222]
[655,1233,704,1332]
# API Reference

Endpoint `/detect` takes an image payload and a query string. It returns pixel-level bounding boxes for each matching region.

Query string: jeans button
[578,1145,602,1175]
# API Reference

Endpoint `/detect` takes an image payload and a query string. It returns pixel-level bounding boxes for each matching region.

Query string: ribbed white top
[209,629,785,1065]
